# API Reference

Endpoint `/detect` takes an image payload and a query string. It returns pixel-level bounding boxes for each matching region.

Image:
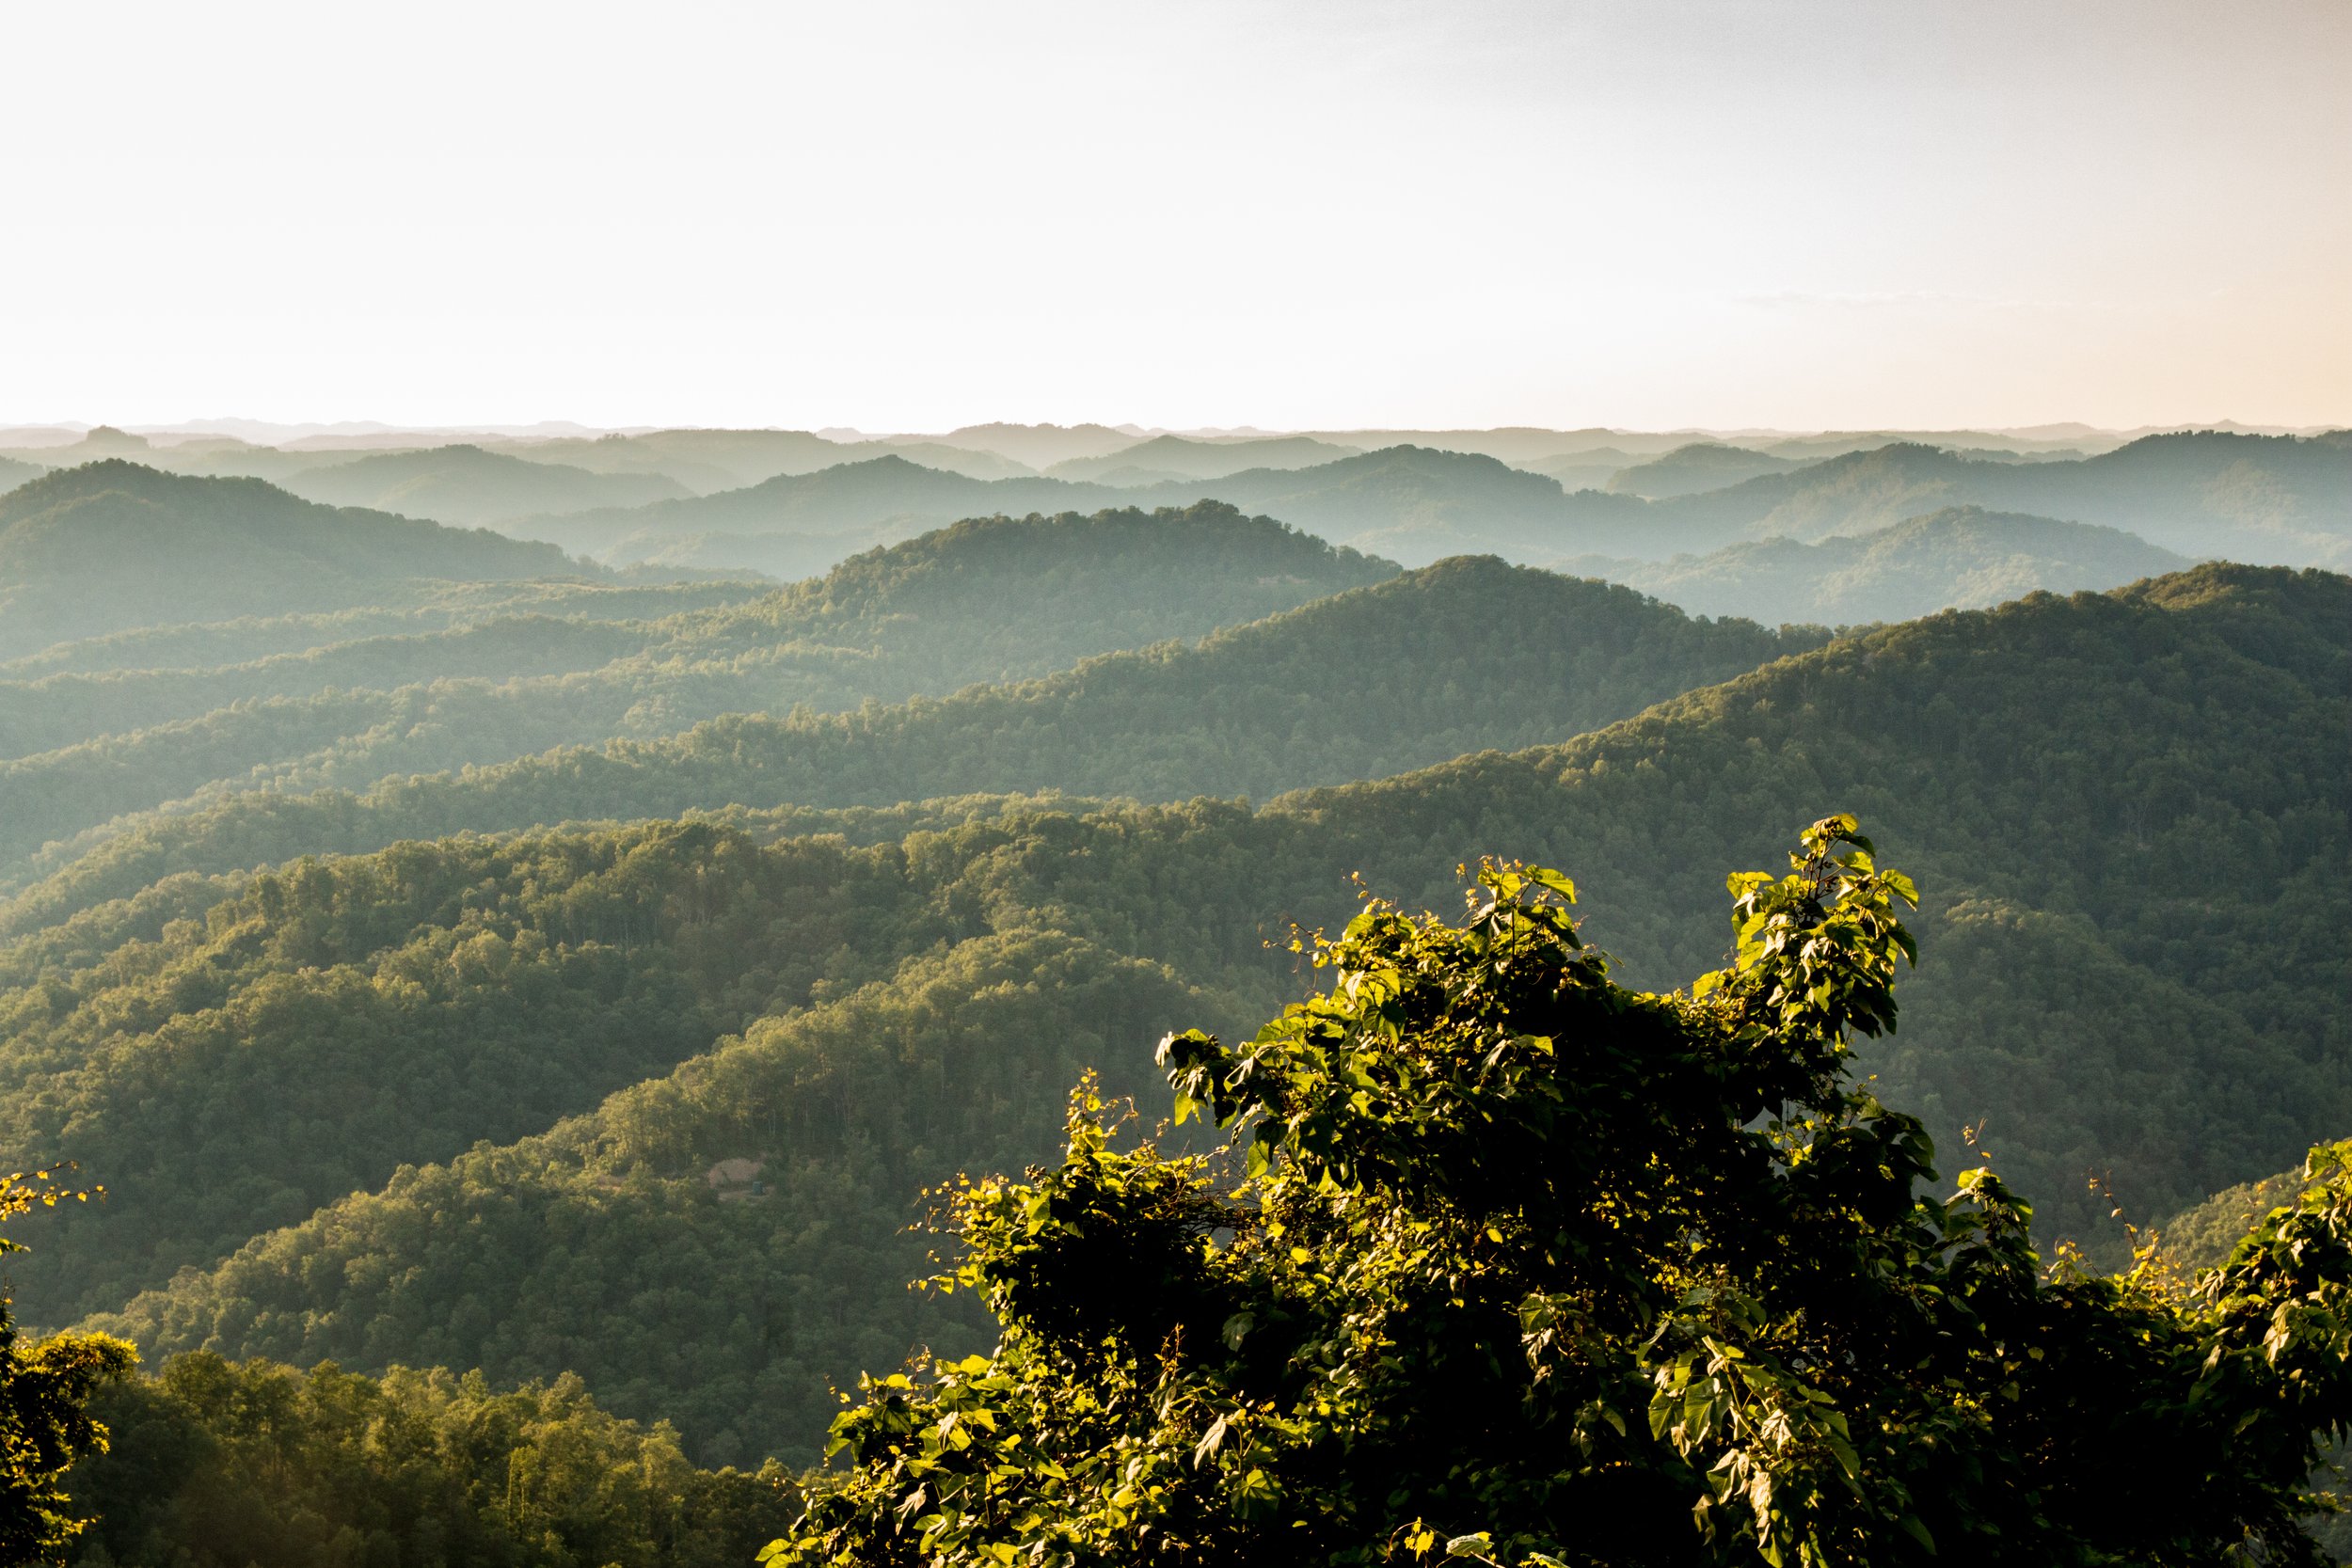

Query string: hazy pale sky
[4,0,2346,432]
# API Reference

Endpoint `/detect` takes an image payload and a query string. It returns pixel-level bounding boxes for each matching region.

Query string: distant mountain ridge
[1044,434,1361,483]
[0,462,585,658]
[1605,441,1808,498]
[279,443,691,524]
[480,430,2352,580]
[1565,507,2193,626]
[1632,433,2352,565]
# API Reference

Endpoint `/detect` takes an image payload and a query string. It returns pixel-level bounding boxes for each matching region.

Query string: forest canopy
[776,819,2352,1568]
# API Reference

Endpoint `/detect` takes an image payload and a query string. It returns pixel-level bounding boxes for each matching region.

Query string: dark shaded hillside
[280,443,691,525]
[1568,507,2191,625]
[0,462,586,658]
[0,504,1394,875]
[46,568,2347,1469]
[0,560,1813,911]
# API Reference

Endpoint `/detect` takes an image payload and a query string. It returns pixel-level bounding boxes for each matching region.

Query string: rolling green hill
[0,462,588,659]
[1604,440,1808,498]
[0,558,1810,918]
[0,504,1394,878]
[0,563,2328,1470]
[279,443,692,525]
[1565,507,2192,625]
[0,579,771,680]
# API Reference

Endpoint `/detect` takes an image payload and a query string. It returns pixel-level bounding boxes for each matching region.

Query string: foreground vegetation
[779,819,2352,1567]
[63,1354,795,1568]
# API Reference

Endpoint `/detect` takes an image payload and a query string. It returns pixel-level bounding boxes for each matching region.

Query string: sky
[3,0,2346,433]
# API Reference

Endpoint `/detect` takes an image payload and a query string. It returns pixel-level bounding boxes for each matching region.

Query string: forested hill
[1571,507,2192,625]
[0,461,588,657]
[1604,441,1807,498]
[278,442,692,525]
[0,560,1816,922]
[0,503,1392,877]
[6,565,2334,1471]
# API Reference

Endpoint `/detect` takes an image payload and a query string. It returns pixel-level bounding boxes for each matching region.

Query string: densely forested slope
[0,580,770,682]
[0,825,971,1323]
[2158,1162,2331,1272]
[1567,507,2191,625]
[1604,440,1807,498]
[0,462,591,657]
[0,505,1391,876]
[34,565,2344,1467]
[65,1352,796,1567]
[0,560,1811,915]
[277,443,691,524]
[1636,432,2352,565]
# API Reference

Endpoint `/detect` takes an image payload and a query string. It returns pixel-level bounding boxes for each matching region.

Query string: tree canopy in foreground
[771,816,2352,1567]
[0,1171,133,1563]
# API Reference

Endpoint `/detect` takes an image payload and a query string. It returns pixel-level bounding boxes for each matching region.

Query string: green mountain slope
[1604,440,1807,498]
[0,579,769,681]
[14,564,2338,1470]
[1566,507,2192,624]
[0,504,1392,879]
[0,559,1808,917]
[0,462,587,658]
[279,444,691,525]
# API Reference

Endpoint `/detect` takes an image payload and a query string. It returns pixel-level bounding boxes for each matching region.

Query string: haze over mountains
[0,412,2344,1552]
